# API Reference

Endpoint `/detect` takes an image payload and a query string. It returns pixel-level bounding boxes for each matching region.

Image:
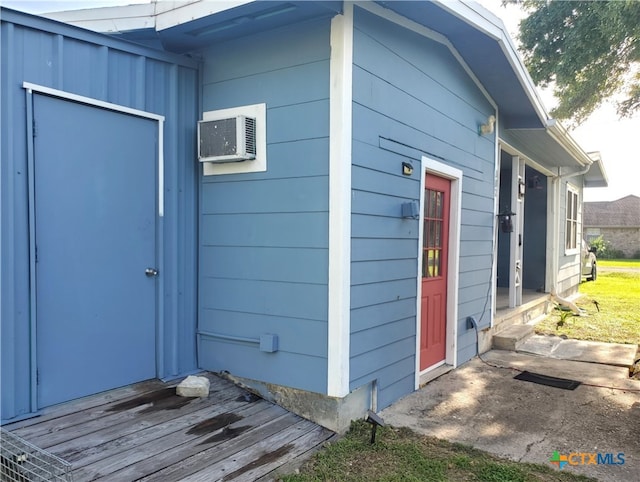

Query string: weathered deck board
[3,373,335,481]
[11,373,225,444]
[137,412,303,482]
[4,378,170,431]
[53,387,250,467]
[79,402,281,481]
[18,379,238,449]
[186,423,335,482]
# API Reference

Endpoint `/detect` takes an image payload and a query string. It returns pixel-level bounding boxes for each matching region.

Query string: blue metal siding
[197,18,331,394]
[0,11,199,421]
[349,8,496,408]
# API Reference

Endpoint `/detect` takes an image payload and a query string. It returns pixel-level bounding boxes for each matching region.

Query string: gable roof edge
[435,0,548,127]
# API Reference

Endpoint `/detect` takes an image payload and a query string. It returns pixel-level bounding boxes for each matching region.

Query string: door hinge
[36,370,40,385]
[32,119,37,138]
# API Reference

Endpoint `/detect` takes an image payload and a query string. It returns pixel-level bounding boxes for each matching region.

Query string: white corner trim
[327,3,353,398]
[201,103,267,176]
[415,157,462,390]
[22,82,165,217]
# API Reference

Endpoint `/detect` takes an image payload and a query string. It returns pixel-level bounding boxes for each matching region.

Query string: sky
[482,0,640,203]
[3,0,639,203]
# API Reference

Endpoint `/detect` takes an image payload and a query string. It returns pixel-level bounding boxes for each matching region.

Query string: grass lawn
[534,260,640,346]
[598,259,640,268]
[283,420,594,482]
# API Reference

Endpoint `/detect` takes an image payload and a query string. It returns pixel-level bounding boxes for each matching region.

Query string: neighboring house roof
[44,0,607,184]
[584,195,640,228]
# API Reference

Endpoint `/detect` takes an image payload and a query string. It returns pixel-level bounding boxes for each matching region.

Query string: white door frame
[415,156,462,390]
[509,155,525,307]
[23,82,165,412]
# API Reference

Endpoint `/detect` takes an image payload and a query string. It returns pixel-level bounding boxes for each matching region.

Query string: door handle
[145,268,159,277]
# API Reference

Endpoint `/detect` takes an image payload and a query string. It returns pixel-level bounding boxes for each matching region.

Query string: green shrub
[588,235,609,257]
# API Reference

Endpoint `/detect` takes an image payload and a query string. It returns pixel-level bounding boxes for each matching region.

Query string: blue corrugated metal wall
[0,9,199,421]
[349,8,497,409]
[196,18,331,394]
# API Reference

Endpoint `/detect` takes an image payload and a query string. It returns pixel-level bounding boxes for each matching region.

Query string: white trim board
[22,82,166,217]
[327,3,353,398]
[415,157,462,390]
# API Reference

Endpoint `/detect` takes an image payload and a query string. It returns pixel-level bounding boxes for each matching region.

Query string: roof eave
[44,3,157,33]
[545,120,593,168]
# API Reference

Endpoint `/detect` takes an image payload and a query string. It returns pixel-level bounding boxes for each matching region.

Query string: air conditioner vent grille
[245,117,256,156]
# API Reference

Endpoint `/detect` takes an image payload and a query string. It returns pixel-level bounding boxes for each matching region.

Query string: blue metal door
[33,94,158,408]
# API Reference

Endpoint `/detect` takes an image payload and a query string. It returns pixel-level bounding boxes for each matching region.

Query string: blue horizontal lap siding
[0,14,199,421]
[197,18,331,395]
[349,7,496,409]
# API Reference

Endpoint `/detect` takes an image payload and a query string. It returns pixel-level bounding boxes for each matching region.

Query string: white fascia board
[44,1,256,34]
[327,3,353,398]
[545,120,593,167]
[44,4,157,33]
[587,152,609,186]
[436,0,549,125]
[155,0,255,31]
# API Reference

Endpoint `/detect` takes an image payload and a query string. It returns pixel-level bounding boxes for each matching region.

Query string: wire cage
[0,427,73,482]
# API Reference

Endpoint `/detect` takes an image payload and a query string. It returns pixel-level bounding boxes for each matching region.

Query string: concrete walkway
[517,334,638,368]
[381,348,640,481]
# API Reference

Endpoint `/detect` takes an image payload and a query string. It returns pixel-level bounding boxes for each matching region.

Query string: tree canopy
[514,0,640,125]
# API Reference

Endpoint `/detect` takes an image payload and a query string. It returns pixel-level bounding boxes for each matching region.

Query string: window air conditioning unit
[198,115,256,163]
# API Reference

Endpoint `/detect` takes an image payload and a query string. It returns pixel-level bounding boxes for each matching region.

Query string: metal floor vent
[0,428,73,482]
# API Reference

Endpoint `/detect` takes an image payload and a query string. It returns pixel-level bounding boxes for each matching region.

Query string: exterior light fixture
[497,210,516,233]
[478,115,496,135]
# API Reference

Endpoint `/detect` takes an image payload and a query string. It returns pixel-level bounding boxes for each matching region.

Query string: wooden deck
[3,373,336,481]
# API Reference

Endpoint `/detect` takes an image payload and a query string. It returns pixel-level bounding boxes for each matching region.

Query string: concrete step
[483,350,638,391]
[517,334,638,369]
[492,324,534,351]
[494,295,552,331]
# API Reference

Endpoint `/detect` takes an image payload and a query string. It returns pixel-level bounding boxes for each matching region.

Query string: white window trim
[565,185,580,255]
[202,103,267,176]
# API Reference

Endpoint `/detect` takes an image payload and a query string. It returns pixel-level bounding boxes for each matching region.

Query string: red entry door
[420,174,450,370]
